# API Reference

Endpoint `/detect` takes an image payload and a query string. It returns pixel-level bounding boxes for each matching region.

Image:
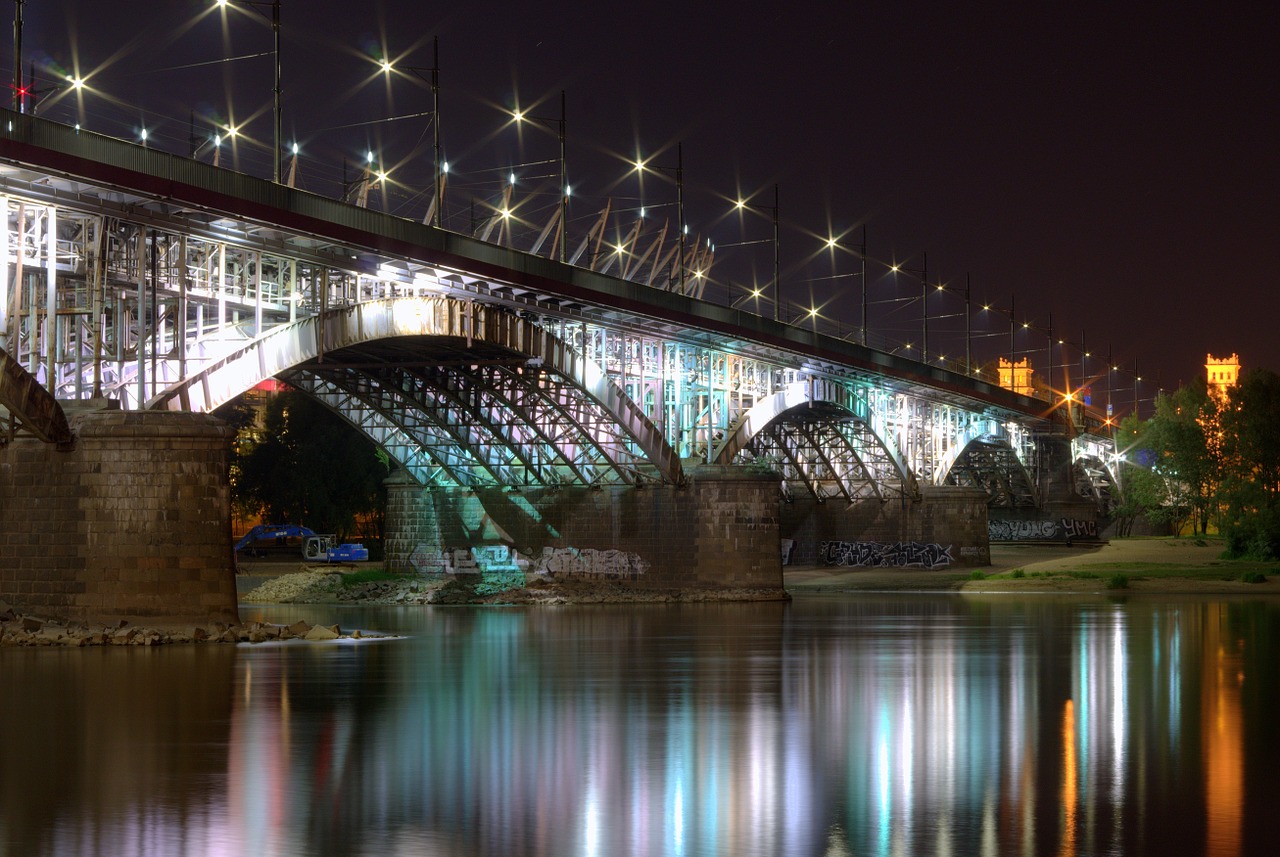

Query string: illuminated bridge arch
[939,433,1038,508]
[148,297,683,487]
[0,347,72,447]
[712,380,916,502]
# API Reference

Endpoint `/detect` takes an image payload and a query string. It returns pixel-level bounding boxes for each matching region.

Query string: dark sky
[16,1,1280,406]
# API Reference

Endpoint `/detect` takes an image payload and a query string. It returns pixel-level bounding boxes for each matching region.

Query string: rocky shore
[0,598,370,648]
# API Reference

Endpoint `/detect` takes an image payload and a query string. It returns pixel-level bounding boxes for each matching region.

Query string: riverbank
[788,538,1280,594]
[6,539,1275,647]
[235,537,1278,606]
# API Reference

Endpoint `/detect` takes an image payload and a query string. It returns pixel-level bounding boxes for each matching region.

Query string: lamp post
[964,273,972,376]
[632,144,686,293]
[215,0,282,183]
[732,185,780,321]
[514,91,567,262]
[12,0,23,112]
[391,39,444,228]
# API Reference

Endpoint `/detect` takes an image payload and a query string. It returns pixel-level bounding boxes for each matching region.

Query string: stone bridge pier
[383,466,786,593]
[780,486,992,569]
[0,408,240,624]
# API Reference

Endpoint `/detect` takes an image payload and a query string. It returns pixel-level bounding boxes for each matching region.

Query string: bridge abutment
[384,466,785,593]
[781,486,991,569]
[0,410,239,624]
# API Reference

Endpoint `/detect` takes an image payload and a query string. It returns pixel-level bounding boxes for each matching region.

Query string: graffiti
[1060,518,1097,539]
[819,540,954,569]
[531,547,649,579]
[409,544,649,578]
[988,519,1056,541]
[408,545,525,575]
[988,518,1099,541]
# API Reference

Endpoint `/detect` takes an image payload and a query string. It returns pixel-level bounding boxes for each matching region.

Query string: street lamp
[632,144,685,293]
[383,38,444,228]
[513,91,567,262]
[11,0,24,112]
[214,0,282,183]
[889,255,931,363]
[732,185,780,321]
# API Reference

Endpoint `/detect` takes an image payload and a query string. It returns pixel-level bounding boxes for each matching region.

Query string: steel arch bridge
[0,109,1116,507]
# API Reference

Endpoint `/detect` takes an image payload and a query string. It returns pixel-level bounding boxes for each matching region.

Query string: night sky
[15,1,1279,408]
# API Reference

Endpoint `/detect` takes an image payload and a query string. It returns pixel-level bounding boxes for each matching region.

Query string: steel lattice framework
[0,110,1117,502]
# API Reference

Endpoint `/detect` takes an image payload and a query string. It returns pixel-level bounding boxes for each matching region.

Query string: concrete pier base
[0,410,239,624]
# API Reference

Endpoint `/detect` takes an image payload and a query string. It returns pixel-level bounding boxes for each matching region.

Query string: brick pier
[0,409,239,624]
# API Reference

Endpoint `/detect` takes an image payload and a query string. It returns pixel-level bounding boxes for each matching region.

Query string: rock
[304,624,339,641]
[21,617,42,633]
[351,629,362,639]
[287,620,311,637]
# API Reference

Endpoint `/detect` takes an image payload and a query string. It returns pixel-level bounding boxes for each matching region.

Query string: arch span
[940,434,1038,507]
[148,297,683,486]
[712,380,916,502]
[0,347,72,446]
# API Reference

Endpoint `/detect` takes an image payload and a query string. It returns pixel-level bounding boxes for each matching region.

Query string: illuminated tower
[1205,353,1240,401]
[998,357,1035,396]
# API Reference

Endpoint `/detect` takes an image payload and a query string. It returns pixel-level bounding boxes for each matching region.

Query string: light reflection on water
[3,596,1279,856]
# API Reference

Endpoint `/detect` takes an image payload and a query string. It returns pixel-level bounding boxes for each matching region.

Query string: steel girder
[942,436,1038,508]
[286,352,661,487]
[283,369,483,486]
[147,297,683,486]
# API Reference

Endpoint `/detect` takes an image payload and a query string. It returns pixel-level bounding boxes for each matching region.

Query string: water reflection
[3,597,1279,856]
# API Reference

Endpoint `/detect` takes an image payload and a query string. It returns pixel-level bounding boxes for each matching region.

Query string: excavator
[234,524,369,562]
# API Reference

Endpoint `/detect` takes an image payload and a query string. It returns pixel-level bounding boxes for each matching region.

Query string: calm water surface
[3,595,1279,856]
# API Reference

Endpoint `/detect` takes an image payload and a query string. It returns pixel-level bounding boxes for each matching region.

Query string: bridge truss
[0,112,1109,505]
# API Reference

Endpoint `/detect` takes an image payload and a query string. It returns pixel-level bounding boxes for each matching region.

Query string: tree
[1142,379,1221,535]
[1219,369,1280,558]
[227,389,390,542]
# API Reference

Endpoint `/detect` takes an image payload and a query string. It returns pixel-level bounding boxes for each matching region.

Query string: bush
[1241,571,1268,584]
[1107,574,1129,589]
[969,570,986,580]
[1010,569,1025,579]
[1222,509,1280,561]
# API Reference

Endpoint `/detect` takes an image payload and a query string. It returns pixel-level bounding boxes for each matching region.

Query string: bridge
[0,109,1119,620]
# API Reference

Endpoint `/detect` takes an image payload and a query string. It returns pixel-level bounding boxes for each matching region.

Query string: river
[3,594,1279,856]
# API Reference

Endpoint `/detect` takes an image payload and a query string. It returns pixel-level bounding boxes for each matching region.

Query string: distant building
[1205,353,1240,400]
[997,357,1035,397]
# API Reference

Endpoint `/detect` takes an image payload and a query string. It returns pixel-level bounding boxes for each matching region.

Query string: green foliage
[1240,571,1268,584]
[340,568,402,587]
[227,389,390,542]
[969,570,986,580]
[1222,506,1280,560]
[1219,369,1280,558]
[1106,573,1129,589]
[1010,569,1025,579]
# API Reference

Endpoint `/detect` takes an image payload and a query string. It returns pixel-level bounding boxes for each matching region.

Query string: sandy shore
[787,538,1280,595]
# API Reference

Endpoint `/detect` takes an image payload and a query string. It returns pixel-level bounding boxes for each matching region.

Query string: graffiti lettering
[1060,518,1097,539]
[987,519,1056,541]
[819,540,954,569]
[988,518,1099,541]
[409,545,527,574]
[531,547,649,579]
